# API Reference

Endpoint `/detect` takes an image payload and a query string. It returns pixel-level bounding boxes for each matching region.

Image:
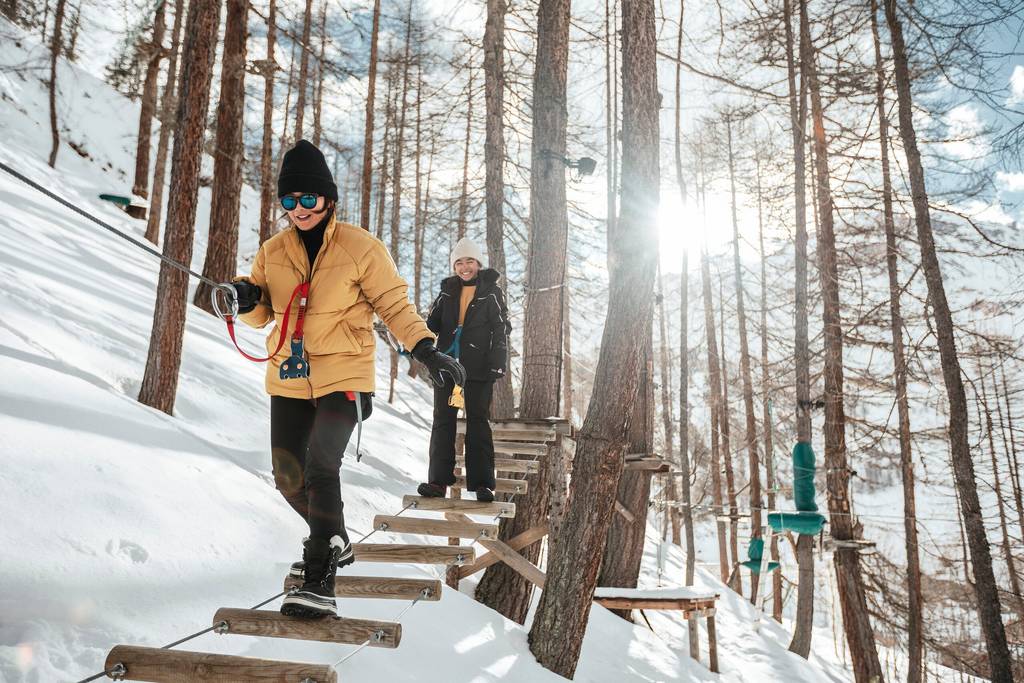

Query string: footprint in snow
[105,539,149,564]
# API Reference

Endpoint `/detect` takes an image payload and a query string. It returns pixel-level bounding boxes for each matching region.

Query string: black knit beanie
[277,139,338,200]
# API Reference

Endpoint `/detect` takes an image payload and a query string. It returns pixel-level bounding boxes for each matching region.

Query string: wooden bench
[592,587,719,673]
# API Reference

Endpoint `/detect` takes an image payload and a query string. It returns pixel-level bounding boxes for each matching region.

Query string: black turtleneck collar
[461,276,479,287]
[297,212,332,270]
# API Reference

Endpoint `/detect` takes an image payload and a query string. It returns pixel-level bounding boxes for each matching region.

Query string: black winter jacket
[426,269,511,381]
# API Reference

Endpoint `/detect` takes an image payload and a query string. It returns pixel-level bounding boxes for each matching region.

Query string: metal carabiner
[210,282,240,321]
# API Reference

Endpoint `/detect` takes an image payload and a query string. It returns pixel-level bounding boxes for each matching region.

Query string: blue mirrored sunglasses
[281,193,319,211]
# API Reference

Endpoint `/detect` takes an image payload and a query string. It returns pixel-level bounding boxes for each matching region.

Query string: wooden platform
[283,574,442,601]
[104,645,337,682]
[402,494,516,517]
[592,588,720,673]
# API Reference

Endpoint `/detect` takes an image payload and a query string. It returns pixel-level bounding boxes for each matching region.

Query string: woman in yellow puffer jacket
[232,140,465,619]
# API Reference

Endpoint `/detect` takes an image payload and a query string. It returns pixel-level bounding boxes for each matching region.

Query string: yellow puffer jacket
[236,217,433,398]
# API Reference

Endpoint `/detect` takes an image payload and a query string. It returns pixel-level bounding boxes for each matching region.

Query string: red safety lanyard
[224,281,309,363]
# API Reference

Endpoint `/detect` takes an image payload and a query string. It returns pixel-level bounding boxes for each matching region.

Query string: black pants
[428,378,496,490]
[271,392,368,543]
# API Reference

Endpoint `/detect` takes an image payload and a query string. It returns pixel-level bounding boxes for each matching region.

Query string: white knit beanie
[450,237,486,270]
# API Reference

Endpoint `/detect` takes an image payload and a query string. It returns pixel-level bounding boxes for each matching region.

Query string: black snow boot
[417,482,446,498]
[475,486,495,503]
[281,535,352,618]
[289,537,309,580]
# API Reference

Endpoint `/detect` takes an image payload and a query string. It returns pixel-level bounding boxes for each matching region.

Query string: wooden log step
[456,457,540,473]
[213,608,401,648]
[491,441,548,456]
[457,424,555,442]
[373,514,499,540]
[453,476,528,494]
[459,417,572,435]
[353,542,475,565]
[402,494,515,517]
[104,645,337,682]
[283,574,442,601]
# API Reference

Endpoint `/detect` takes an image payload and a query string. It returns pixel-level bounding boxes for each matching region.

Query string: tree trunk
[804,3,883,677]
[456,66,474,241]
[527,0,659,673]
[719,270,739,592]
[725,114,761,604]
[870,1,922,676]
[194,0,248,315]
[605,0,617,234]
[144,0,185,245]
[483,0,514,417]
[700,236,729,585]
[46,0,67,168]
[412,59,424,309]
[137,0,221,415]
[475,0,571,626]
[562,284,573,420]
[279,39,297,151]
[783,0,814,657]
[883,2,1012,678]
[1,0,17,22]
[374,70,394,241]
[129,0,167,216]
[359,0,382,230]
[599,327,654,621]
[293,0,313,140]
[258,0,278,246]
[387,1,413,404]
[312,0,327,146]
[998,355,1024,570]
[657,273,680,544]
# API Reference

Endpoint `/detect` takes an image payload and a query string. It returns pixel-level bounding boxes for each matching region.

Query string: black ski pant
[270,392,361,543]
[428,377,496,490]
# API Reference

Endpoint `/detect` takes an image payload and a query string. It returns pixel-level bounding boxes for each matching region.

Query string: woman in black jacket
[418,238,511,502]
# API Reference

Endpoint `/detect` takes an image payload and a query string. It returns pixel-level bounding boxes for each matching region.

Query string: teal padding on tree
[742,559,780,573]
[792,441,818,512]
[768,511,826,536]
[748,537,765,561]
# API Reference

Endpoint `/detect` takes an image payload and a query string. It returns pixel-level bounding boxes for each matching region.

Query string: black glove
[412,338,466,387]
[232,281,262,314]
[489,367,506,381]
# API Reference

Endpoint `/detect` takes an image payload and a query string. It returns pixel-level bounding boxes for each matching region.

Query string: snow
[0,17,979,683]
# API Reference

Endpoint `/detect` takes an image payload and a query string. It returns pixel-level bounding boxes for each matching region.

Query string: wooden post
[104,645,338,682]
[213,608,401,647]
[707,613,719,673]
[687,609,700,662]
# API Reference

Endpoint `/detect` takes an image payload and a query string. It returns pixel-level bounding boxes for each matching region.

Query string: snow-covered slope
[0,19,900,683]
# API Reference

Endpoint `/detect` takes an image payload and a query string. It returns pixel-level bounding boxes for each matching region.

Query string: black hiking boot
[475,486,495,503]
[289,537,309,580]
[417,482,446,498]
[281,535,352,618]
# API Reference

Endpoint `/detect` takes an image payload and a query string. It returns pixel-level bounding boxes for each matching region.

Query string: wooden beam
[373,514,499,540]
[453,475,528,494]
[592,597,717,611]
[708,615,719,673]
[104,646,338,682]
[402,494,515,517]
[623,458,669,471]
[456,456,540,473]
[458,523,549,578]
[213,608,401,648]
[446,513,546,588]
[615,500,636,523]
[282,575,442,601]
[353,542,475,565]
[491,441,548,456]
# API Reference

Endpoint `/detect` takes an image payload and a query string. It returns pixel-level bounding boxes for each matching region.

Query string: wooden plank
[282,574,441,601]
[447,513,546,588]
[491,441,548,456]
[615,500,636,523]
[373,514,499,540]
[708,615,719,673]
[402,494,515,517]
[453,475,528,494]
[105,645,338,682]
[623,458,670,472]
[214,608,400,648]
[456,457,540,473]
[457,423,556,442]
[458,523,549,578]
[353,542,475,566]
[593,597,715,611]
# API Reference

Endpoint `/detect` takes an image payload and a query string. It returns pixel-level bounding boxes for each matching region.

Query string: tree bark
[293,0,313,140]
[527,0,659,673]
[359,0,382,230]
[456,66,474,241]
[312,0,327,146]
[783,0,814,658]
[804,3,883,677]
[374,69,394,242]
[258,0,278,246]
[194,0,248,315]
[129,0,167,216]
[483,0,514,418]
[412,59,424,310]
[657,274,680,544]
[719,270,739,592]
[724,114,762,605]
[144,0,185,245]
[870,1,922,676]
[475,0,570,626]
[562,283,573,420]
[46,0,67,168]
[883,2,1011,678]
[137,0,221,415]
